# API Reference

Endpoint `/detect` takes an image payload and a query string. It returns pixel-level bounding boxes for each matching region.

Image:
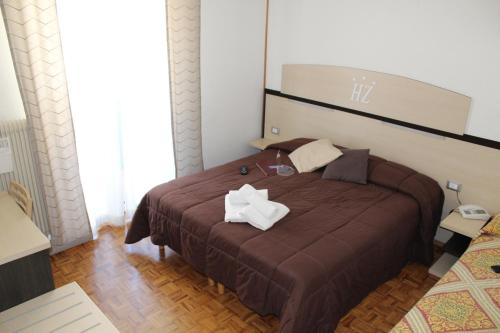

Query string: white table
[0,191,53,311]
[0,191,50,265]
[249,138,279,150]
[439,211,487,238]
[0,282,119,333]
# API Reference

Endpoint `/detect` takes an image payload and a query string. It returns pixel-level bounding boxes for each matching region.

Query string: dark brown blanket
[125,143,443,332]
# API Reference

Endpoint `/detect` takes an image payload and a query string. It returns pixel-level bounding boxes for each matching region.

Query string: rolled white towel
[247,192,277,218]
[228,184,268,205]
[224,195,246,222]
[239,201,290,231]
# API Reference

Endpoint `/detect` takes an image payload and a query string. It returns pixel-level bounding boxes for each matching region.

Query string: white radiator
[0,119,50,237]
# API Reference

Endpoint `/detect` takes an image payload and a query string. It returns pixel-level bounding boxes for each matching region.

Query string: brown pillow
[266,138,315,153]
[322,149,370,184]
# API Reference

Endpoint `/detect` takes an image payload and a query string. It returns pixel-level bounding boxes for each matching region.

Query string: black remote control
[240,165,249,175]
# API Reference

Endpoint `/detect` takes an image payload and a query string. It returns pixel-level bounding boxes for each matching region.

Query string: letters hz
[351,77,375,104]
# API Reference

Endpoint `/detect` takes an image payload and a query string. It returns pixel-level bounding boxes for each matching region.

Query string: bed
[125,138,444,332]
[391,220,500,332]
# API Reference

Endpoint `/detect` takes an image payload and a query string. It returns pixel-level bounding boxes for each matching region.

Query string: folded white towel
[247,192,277,218]
[224,195,247,222]
[228,184,268,205]
[239,201,290,231]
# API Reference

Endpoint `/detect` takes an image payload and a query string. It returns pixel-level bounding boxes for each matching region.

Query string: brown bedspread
[125,145,443,332]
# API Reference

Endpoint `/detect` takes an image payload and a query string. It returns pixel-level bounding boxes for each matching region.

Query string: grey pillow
[322,149,370,184]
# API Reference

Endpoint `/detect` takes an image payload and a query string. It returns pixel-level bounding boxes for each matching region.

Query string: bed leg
[208,278,215,287]
[217,282,225,295]
[159,245,165,257]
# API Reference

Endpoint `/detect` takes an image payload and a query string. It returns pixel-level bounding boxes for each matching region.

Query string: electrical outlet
[271,127,280,135]
[446,180,462,192]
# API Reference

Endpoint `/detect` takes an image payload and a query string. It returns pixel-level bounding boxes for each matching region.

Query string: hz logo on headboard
[350,77,376,104]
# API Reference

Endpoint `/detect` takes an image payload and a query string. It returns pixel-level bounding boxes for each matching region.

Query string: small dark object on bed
[491,265,500,273]
[239,165,249,175]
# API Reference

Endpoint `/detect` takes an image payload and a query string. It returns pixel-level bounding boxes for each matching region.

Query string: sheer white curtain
[57,1,175,234]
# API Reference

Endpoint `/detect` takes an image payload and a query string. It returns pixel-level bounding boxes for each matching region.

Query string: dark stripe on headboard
[264,88,500,151]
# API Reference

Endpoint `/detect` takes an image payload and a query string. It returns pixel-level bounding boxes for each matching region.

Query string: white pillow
[289,138,343,173]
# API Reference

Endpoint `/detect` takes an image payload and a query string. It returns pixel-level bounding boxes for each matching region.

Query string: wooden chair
[8,181,33,219]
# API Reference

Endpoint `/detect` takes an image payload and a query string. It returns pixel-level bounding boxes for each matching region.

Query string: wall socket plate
[446,180,462,192]
[271,127,280,135]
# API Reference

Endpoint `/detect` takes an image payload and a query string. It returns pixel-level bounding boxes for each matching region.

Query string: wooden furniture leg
[217,282,224,295]
[208,277,215,287]
[159,245,165,257]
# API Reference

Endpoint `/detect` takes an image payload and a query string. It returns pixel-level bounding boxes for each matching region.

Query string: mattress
[125,142,443,332]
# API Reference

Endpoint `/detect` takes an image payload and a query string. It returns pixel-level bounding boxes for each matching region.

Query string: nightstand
[428,211,488,278]
[249,138,278,150]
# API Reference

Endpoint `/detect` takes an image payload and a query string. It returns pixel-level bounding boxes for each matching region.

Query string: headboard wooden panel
[282,65,471,135]
[264,65,500,216]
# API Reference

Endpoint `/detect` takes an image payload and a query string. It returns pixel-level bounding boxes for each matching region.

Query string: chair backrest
[8,181,33,219]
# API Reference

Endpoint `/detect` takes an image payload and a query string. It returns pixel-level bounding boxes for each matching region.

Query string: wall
[266,0,500,243]
[200,0,266,169]
[267,0,500,142]
[0,12,25,121]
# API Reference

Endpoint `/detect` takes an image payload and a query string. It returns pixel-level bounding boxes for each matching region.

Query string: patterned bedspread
[392,233,500,332]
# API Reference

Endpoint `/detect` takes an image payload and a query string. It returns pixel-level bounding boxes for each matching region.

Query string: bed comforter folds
[125,149,443,332]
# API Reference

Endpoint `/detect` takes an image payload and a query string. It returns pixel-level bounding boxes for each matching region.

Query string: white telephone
[457,205,491,221]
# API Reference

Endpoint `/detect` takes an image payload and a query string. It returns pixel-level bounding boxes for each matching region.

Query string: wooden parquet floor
[51,226,439,332]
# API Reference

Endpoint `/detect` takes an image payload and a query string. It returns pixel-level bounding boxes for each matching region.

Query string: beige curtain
[1,0,92,251]
[167,0,204,177]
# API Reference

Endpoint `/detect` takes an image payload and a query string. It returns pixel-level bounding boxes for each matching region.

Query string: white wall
[267,0,500,142]
[201,0,266,169]
[0,12,25,121]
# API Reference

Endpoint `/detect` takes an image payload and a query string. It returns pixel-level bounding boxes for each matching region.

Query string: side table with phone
[429,205,490,278]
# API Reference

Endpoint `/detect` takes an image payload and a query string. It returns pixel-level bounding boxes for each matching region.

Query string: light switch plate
[446,180,462,192]
[271,127,280,135]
